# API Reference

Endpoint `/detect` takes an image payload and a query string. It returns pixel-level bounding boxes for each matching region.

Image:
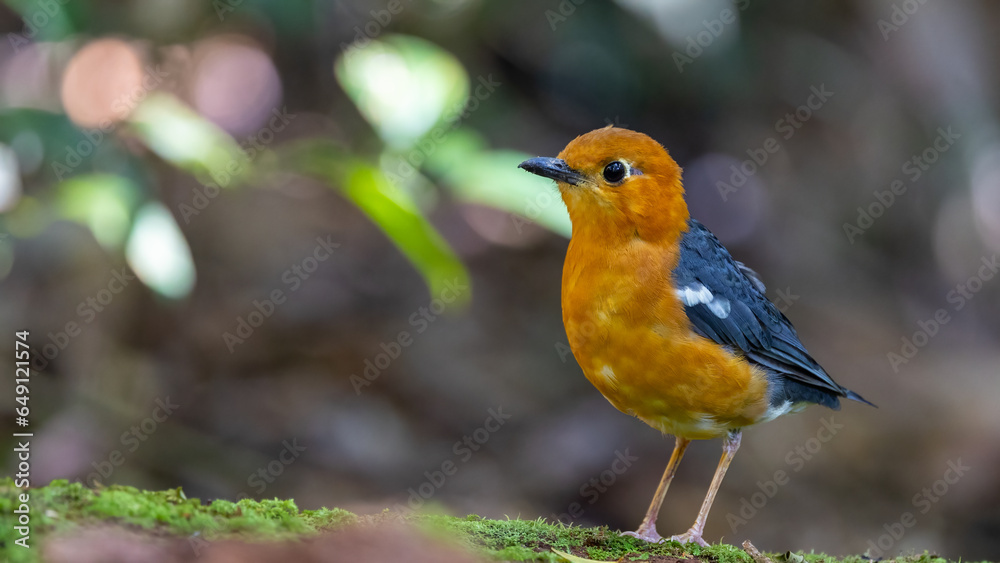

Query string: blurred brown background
[0,0,998,559]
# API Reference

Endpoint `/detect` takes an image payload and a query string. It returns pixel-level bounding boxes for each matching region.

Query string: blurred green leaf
[56,173,140,249]
[335,34,469,149]
[427,128,572,238]
[0,230,13,281]
[287,141,470,307]
[4,0,76,44]
[128,93,250,188]
[125,202,196,300]
[5,196,51,239]
[0,142,21,213]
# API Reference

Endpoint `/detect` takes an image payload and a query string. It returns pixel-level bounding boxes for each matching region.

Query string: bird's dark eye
[603,161,627,184]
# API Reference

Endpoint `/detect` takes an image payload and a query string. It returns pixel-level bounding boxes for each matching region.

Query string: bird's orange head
[519,126,689,244]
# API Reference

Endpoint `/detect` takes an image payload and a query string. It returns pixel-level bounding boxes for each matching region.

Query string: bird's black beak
[518,157,586,186]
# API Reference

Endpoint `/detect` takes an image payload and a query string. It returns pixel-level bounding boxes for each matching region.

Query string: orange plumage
[557,127,769,439]
[519,126,870,545]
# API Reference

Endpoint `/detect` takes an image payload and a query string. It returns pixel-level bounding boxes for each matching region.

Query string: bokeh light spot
[685,153,766,244]
[335,35,469,149]
[1,43,62,111]
[971,144,1000,253]
[125,202,196,299]
[60,38,145,128]
[0,144,23,213]
[56,174,137,249]
[934,194,983,283]
[191,37,282,136]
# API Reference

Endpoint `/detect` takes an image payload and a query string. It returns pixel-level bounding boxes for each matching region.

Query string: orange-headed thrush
[518,127,872,546]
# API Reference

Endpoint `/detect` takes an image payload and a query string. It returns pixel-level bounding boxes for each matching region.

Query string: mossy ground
[0,479,981,563]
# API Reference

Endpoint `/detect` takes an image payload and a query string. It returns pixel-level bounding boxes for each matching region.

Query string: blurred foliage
[55,174,138,249]
[0,24,568,301]
[129,93,250,188]
[288,139,470,303]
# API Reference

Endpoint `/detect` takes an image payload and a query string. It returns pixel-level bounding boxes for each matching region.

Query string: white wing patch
[676,284,712,305]
[676,283,731,319]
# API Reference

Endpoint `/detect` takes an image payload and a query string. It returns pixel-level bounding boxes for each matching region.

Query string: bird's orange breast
[561,234,770,440]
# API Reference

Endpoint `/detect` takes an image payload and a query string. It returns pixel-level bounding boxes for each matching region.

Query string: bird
[518,126,872,546]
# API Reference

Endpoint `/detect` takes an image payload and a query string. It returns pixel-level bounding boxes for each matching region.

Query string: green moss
[417,514,758,562]
[0,479,989,563]
[0,478,356,562]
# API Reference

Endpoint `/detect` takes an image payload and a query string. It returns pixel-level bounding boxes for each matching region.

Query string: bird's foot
[621,527,663,543]
[669,529,708,547]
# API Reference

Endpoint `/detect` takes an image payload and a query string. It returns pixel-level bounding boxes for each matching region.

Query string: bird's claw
[669,530,708,547]
[621,529,664,543]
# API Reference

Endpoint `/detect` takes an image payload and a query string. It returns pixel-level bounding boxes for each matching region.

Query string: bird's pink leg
[622,435,690,543]
[671,430,742,547]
